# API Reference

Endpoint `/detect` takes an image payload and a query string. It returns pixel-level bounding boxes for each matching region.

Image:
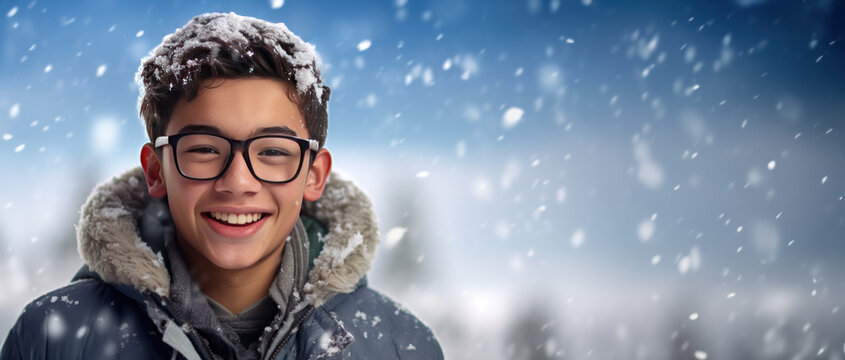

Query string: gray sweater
[166,218,310,360]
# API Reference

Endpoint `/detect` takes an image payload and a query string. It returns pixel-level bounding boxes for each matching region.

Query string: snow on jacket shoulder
[1,278,173,360]
[0,167,443,360]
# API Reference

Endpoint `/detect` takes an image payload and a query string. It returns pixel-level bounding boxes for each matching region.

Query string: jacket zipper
[147,298,218,360]
[270,306,315,359]
[152,308,217,360]
[185,326,218,360]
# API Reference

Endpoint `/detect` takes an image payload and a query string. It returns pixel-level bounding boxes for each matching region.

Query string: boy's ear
[303,148,332,202]
[141,143,168,198]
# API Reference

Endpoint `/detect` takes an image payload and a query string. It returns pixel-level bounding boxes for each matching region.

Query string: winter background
[1,0,844,359]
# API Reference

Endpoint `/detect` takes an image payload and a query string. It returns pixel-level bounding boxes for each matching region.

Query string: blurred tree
[666,293,706,360]
[0,219,6,250]
[51,163,99,275]
[377,178,434,295]
[504,301,562,360]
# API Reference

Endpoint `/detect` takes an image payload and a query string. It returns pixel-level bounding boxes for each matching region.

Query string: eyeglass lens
[175,134,303,182]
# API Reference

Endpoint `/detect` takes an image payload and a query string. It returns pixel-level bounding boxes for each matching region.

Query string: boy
[1,12,442,360]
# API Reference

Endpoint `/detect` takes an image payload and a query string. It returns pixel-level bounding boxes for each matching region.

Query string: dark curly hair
[136,13,330,147]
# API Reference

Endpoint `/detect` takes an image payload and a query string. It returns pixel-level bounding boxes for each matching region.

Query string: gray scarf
[166,218,310,360]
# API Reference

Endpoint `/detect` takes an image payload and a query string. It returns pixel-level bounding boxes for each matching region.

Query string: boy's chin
[202,240,284,271]
[208,253,267,271]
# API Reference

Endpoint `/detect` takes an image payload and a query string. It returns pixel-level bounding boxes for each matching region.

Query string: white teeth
[210,212,263,225]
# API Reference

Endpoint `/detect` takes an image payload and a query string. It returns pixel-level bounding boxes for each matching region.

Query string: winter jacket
[0,167,443,360]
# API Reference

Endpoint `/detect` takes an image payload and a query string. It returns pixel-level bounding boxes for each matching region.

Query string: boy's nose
[214,150,261,195]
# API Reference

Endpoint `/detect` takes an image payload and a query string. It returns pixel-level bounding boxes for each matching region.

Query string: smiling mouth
[204,212,269,226]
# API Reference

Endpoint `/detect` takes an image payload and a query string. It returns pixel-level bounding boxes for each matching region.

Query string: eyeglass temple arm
[154,136,169,148]
[308,139,319,152]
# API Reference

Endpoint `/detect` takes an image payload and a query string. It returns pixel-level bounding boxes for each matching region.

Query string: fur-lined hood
[76,166,379,307]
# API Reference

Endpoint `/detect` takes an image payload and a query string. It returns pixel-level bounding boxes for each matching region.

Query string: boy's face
[141,78,330,272]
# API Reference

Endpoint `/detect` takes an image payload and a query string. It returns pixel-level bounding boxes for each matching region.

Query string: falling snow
[385,227,407,248]
[570,229,585,249]
[637,218,655,242]
[357,39,372,52]
[9,103,20,118]
[502,107,524,129]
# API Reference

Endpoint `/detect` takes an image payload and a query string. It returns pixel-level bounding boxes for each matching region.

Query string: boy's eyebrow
[177,124,222,135]
[250,126,298,137]
[176,125,298,137]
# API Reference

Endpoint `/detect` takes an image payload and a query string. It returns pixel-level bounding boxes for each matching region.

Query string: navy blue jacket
[1,168,443,359]
[1,273,440,359]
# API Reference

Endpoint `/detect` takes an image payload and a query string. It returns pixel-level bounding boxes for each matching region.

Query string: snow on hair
[136,12,330,147]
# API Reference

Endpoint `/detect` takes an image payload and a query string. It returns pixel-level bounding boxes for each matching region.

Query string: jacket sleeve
[2,280,128,360]
[386,304,444,360]
[2,279,182,360]
[1,312,29,360]
[325,286,445,360]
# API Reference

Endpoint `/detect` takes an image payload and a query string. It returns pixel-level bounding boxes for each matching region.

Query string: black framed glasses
[154,132,319,184]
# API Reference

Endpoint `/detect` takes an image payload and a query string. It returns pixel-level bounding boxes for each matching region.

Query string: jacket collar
[76,166,380,307]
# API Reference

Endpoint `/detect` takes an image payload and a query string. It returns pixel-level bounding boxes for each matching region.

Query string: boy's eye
[187,145,221,154]
[258,148,291,156]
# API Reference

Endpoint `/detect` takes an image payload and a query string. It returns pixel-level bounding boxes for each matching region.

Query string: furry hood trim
[76,166,380,307]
